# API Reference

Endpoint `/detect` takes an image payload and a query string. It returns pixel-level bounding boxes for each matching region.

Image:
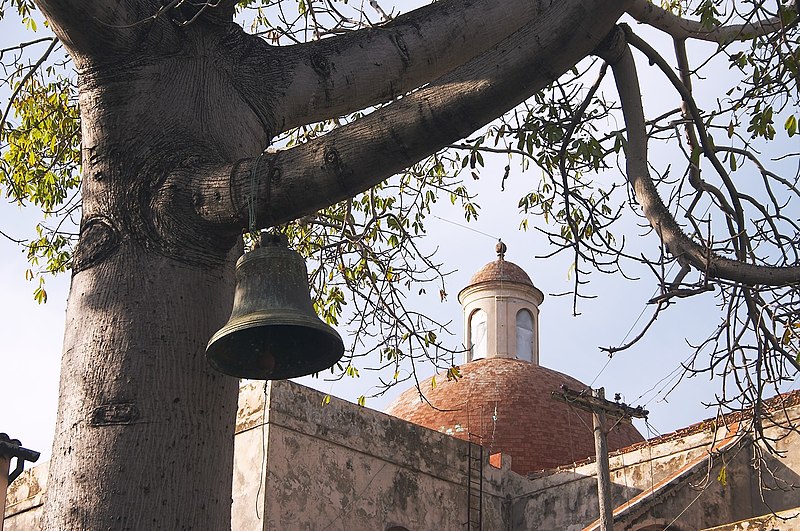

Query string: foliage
[1,0,799,426]
[1,4,78,295]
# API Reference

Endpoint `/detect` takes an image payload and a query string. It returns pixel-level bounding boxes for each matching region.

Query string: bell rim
[205,318,345,380]
[206,310,343,347]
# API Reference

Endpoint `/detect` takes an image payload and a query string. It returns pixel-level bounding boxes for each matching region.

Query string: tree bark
[42,18,264,528]
[627,0,787,42]
[194,0,632,228]
[45,251,240,530]
[252,0,549,129]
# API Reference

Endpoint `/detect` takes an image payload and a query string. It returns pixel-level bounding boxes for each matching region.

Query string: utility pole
[552,385,648,531]
[0,434,40,531]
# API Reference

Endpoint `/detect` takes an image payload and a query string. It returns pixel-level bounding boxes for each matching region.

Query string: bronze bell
[206,233,344,380]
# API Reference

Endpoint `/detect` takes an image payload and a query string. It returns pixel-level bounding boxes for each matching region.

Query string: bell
[207,233,344,380]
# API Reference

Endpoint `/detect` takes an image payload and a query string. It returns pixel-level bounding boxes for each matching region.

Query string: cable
[432,215,498,240]
[589,277,668,387]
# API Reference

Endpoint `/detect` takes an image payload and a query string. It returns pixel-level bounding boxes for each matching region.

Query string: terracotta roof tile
[541,389,800,476]
[467,259,533,286]
[385,358,643,475]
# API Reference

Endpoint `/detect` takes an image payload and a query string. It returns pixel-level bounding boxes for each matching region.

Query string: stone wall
[3,460,47,531]
[511,397,800,531]
[701,507,800,530]
[232,380,522,530]
[5,384,798,531]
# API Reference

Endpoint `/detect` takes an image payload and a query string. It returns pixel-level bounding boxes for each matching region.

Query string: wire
[432,215,498,240]
[591,193,718,404]
[248,149,269,236]
[589,357,614,387]
[589,281,664,387]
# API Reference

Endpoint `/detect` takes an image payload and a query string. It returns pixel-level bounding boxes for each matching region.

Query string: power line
[432,215,499,240]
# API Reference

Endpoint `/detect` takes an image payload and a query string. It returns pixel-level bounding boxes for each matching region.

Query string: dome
[458,242,542,306]
[385,358,644,475]
[466,258,533,287]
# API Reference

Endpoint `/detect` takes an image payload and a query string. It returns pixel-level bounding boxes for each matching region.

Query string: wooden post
[551,385,649,531]
[0,436,40,531]
[1,454,9,531]
[592,387,613,531]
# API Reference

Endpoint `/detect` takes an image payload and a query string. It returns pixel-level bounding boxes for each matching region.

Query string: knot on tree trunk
[73,216,122,273]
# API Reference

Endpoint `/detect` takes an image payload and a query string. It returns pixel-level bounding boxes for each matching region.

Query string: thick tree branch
[603,29,800,286]
[627,0,793,42]
[235,0,553,131]
[32,0,177,62]
[191,0,631,232]
[623,25,751,260]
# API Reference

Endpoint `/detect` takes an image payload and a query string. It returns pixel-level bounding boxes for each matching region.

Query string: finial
[496,239,507,260]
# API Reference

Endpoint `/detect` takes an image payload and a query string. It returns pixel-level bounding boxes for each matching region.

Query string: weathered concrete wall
[6,386,798,531]
[749,407,800,516]
[233,380,521,530]
[701,506,800,530]
[232,382,271,531]
[510,428,726,530]
[512,402,800,531]
[5,382,524,531]
[3,460,47,531]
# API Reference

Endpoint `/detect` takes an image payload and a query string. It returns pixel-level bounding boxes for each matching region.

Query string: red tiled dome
[467,259,533,287]
[385,358,643,475]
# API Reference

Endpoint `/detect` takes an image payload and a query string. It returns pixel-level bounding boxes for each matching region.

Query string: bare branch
[602,27,800,286]
[0,38,57,136]
[627,0,794,42]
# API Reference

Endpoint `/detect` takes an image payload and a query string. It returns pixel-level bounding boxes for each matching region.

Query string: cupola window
[516,309,534,362]
[469,309,488,361]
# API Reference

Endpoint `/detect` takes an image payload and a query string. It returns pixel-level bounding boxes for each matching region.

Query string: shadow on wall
[753,446,800,515]
[510,432,800,531]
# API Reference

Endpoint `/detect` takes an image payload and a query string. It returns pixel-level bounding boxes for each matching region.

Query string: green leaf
[785,115,797,137]
[717,466,727,487]
[33,286,47,304]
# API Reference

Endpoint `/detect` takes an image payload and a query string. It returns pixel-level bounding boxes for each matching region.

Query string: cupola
[386,242,644,475]
[457,241,544,364]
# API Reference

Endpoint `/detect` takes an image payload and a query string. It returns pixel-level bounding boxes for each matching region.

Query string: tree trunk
[41,35,262,528]
[44,248,241,529]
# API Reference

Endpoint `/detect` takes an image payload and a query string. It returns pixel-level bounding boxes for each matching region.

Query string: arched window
[516,309,534,361]
[469,309,488,361]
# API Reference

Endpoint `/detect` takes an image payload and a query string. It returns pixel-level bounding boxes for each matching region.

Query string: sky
[1,2,797,464]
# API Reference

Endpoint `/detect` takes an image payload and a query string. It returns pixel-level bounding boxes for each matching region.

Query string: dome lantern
[457,241,544,364]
